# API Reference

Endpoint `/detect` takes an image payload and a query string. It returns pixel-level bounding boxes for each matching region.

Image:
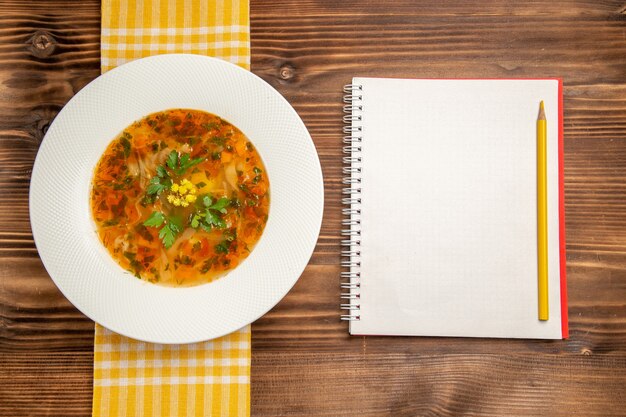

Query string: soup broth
[90,109,269,286]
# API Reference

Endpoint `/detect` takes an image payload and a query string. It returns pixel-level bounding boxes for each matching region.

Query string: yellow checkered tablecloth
[101,0,250,72]
[94,1,251,416]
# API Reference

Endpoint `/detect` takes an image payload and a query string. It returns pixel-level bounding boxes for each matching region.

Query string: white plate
[30,54,323,344]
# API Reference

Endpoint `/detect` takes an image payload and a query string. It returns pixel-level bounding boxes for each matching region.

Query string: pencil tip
[538,100,546,120]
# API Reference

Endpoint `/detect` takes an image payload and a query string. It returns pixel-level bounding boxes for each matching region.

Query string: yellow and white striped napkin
[94,1,251,416]
[101,0,250,72]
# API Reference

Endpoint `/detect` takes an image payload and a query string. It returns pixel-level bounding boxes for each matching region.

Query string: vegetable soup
[90,109,269,286]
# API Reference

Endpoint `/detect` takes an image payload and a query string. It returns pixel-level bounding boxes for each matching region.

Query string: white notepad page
[349,78,564,339]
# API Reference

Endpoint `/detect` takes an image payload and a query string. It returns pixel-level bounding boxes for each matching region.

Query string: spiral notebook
[341,77,568,339]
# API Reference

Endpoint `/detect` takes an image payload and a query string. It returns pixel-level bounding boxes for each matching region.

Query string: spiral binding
[341,84,363,321]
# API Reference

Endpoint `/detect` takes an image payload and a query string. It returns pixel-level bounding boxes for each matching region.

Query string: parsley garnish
[207,196,229,212]
[146,176,170,195]
[143,211,165,227]
[156,165,168,178]
[166,151,178,170]
[146,164,173,196]
[166,150,204,176]
[189,195,229,231]
[143,212,182,248]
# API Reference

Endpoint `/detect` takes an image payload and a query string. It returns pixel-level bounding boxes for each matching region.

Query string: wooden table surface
[2,0,626,415]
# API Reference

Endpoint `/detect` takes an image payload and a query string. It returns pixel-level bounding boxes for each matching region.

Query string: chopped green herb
[253,167,262,174]
[146,176,168,195]
[134,224,154,242]
[211,152,221,160]
[190,214,201,228]
[166,150,178,170]
[103,218,119,226]
[143,211,165,227]
[196,182,207,188]
[158,223,177,248]
[156,165,168,178]
[190,195,229,231]
[140,194,156,207]
[127,252,144,276]
[229,197,241,208]
[212,136,227,146]
[111,195,128,217]
[202,122,219,131]
[168,215,183,234]
[165,150,204,176]
[119,136,131,158]
[149,267,159,280]
[205,209,226,229]
[112,178,131,190]
[210,197,229,213]
[144,213,182,249]
[215,241,231,254]
[223,229,237,242]
[200,257,217,273]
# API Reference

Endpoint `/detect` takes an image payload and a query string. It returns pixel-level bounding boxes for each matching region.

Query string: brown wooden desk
[1,1,626,415]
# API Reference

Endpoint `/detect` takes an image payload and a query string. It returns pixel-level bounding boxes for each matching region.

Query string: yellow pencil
[537,101,549,321]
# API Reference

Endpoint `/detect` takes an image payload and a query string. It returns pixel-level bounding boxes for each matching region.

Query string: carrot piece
[221,152,232,163]
[234,140,247,156]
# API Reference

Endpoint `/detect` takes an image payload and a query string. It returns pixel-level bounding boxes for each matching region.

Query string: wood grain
[1,0,626,415]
